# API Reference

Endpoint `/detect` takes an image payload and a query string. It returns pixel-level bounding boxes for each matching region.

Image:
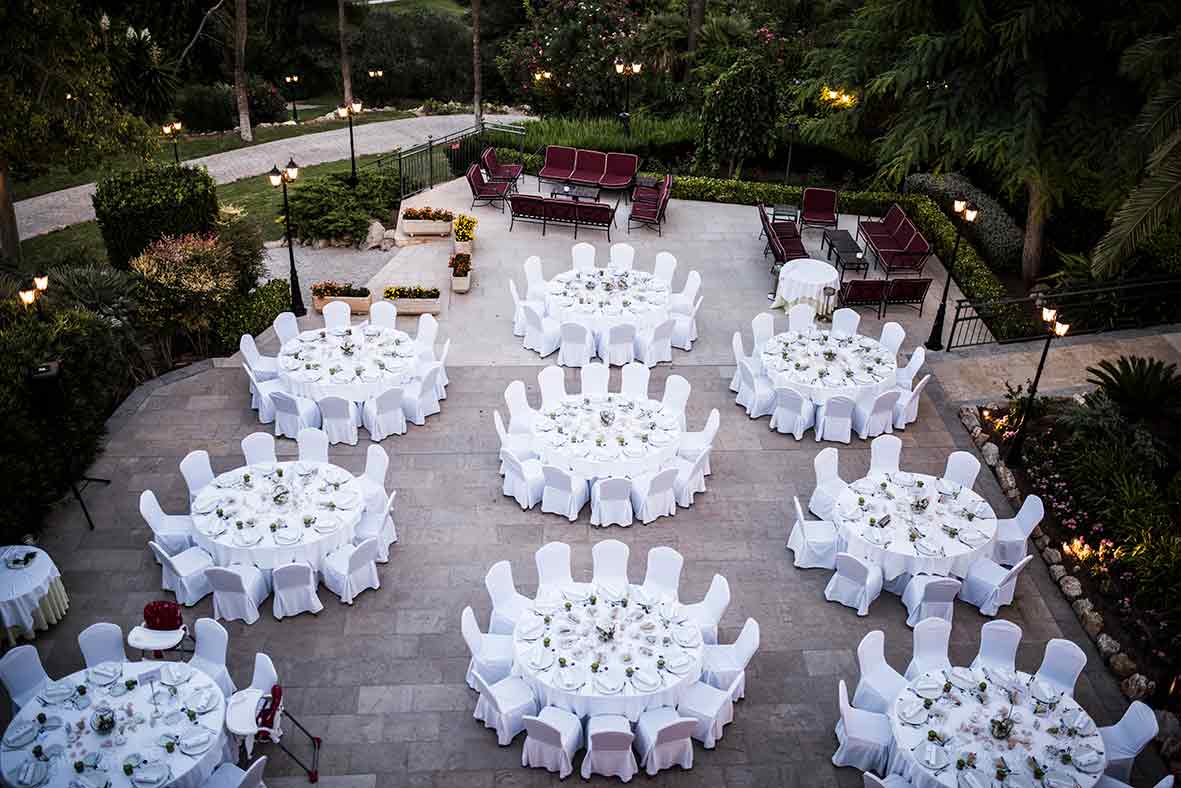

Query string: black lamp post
[925,199,978,351]
[614,60,642,137]
[284,75,300,122]
[1005,306,1070,464]
[161,121,182,164]
[269,158,306,317]
[336,99,362,186]
[783,119,798,186]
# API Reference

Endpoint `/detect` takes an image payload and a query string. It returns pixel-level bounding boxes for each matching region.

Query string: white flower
[99,13,110,31]
[126,25,135,39]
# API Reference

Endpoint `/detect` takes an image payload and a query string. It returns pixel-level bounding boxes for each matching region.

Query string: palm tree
[339,0,353,105]
[233,0,251,142]
[472,0,482,123]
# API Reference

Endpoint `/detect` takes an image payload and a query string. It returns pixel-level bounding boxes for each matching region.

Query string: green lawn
[371,0,466,16]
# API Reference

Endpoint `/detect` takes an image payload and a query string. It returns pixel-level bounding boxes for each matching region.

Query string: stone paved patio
[10,181,1166,787]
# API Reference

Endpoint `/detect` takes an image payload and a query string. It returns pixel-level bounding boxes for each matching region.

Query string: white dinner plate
[179,728,215,756]
[1041,771,1077,788]
[160,663,193,687]
[913,676,943,699]
[313,517,340,534]
[185,688,218,714]
[556,667,585,691]
[896,698,928,725]
[87,662,121,686]
[274,528,302,545]
[948,666,977,691]
[9,759,49,787]
[232,528,263,547]
[918,741,949,771]
[3,720,38,748]
[39,683,75,705]
[593,672,624,695]
[130,764,170,788]
[664,652,692,675]
[1071,744,1104,773]
[517,619,545,641]
[631,670,661,692]
[1031,679,1062,704]
[672,626,700,648]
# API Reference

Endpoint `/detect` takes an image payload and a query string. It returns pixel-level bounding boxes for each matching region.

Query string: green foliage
[210,280,291,356]
[286,172,401,243]
[214,206,266,295]
[311,281,370,298]
[904,174,1024,272]
[47,263,137,325]
[353,10,473,105]
[174,78,289,133]
[1140,218,1181,275]
[92,164,219,268]
[697,56,778,177]
[109,25,177,122]
[384,285,440,299]
[518,115,700,160]
[1086,355,1181,418]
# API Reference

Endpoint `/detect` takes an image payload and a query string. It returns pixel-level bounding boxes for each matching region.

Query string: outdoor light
[161,121,183,164]
[963,206,978,223]
[336,104,348,119]
[615,61,625,75]
[1009,307,1071,463]
[267,159,306,318]
[338,102,361,184]
[285,158,299,181]
[284,75,299,84]
[368,69,384,78]
[351,99,362,114]
[953,198,967,214]
[616,61,642,136]
[1054,321,1070,337]
[268,165,283,188]
[33,272,48,292]
[285,76,300,122]
[632,62,642,74]
[925,198,981,351]
[18,286,36,308]
[1042,307,1057,323]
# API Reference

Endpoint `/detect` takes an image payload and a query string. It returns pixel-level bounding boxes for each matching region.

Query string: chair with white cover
[787,303,816,334]
[501,449,544,509]
[661,374,691,428]
[241,432,276,467]
[362,387,407,440]
[521,707,583,779]
[200,756,268,788]
[752,312,776,351]
[809,447,847,519]
[831,307,861,338]
[825,553,884,616]
[729,332,752,393]
[1094,778,1173,788]
[149,541,213,606]
[672,448,709,508]
[317,396,360,445]
[901,576,962,627]
[992,495,1044,566]
[620,361,650,399]
[239,334,278,382]
[242,364,281,423]
[904,617,952,680]
[670,270,701,315]
[672,296,702,351]
[271,563,323,620]
[896,346,926,390]
[297,427,329,463]
[271,391,321,439]
[682,574,730,645]
[581,715,637,781]
[354,491,397,562]
[602,322,638,364]
[1099,701,1158,782]
[970,620,1022,674]
[206,565,269,624]
[402,364,442,425]
[944,451,980,489]
[634,318,674,366]
[359,438,389,507]
[540,465,590,522]
[868,434,902,477]
[641,546,683,602]
[863,774,917,788]
[609,242,635,271]
[188,617,236,697]
[572,241,596,271]
[892,374,930,429]
[831,680,894,772]
[736,359,774,419]
[878,322,905,358]
[462,606,514,688]
[852,631,907,715]
[273,312,299,346]
[78,623,127,668]
[580,361,610,398]
[815,395,856,443]
[322,300,351,332]
[634,708,697,776]
[522,303,561,357]
[322,538,381,604]
[653,251,677,285]
[591,539,630,589]
[509,279,542,338]
[472,667,538,746]
[558,322,596,367]
[957,555,1033,616]
[853,390,901,439]
[701,617,759,701]
[368,300,396,330]
[485,560,531,635]
[1033,639,1088,698]
[537,365,567,409]
[0,647,49,713]
[678,408,720,475]
[769,385,816,439]
[433,338,451,397]
[786,496,838,570]
[676,675,739,748]
[494,411,535,475]
[535,542,574,600]
[415,313,439,363]
[591,478,633,527]
[180,450,215,503]
[524,256,547,303]
[504,380,537,434]
[139,490,193,557]
[630,467,678,525]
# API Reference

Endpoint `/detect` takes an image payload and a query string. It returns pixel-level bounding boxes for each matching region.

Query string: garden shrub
[215,205,266,294]
[48,264,138,327]
[353,11,471,105]
[517,116,700,161]
[1086,355,1181,420]
[287,173,401,243]
[93,164,219,268]
[210,279,291,355]
[697,56,778,177]
[905,173,1024,272]
[175,78,288,132]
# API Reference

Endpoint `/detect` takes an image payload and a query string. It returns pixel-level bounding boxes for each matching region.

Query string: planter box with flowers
[400,207,454,237]
[449,253,472,294]
[311,281,371,314]
[383,285,443,315]
[452,214,477,255]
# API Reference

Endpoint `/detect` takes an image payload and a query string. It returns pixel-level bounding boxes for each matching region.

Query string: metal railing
[947,276,1181,350]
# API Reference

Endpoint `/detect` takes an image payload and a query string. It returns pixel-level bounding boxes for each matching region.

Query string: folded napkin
[1032,679,1061,702]
[180,727,212,751]
[1043,770,1078,788]
[918,741,947,770]
[593,672,624,694]
[1071,745,1103,770]
[914,676,943,697]
[518,618,545,640]
[131,764,170,788]
[16,760,48,787]
[898,699,926,723]
[949,666,976,688]
[956,770,988,788]
[3,720,38,746]
[665,651,692,672]
[162,663,192,685]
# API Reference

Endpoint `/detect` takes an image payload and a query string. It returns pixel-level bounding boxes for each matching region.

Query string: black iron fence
[947,276,1181,350]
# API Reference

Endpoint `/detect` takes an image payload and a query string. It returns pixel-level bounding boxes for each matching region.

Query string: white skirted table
[760,330,898,405]
[544,269,670,343]
[278,326,420,404]
[0,547,68,647]
[191,461,364,572]
[0,661,230,788]
[771,258,839,311]
[890,667,1106,788]
[512,583,704,722]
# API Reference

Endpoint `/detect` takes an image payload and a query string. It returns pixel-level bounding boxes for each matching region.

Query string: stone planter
[451,274,471,294]
[453,239,473,255]
[401,219,452,237]
[312,294,371,314]
[384,296,442,315]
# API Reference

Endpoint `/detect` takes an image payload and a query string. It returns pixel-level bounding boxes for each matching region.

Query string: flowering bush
[401,207,454,222]
[448,253,472,277]
[383,285,440,299]
[311,281,370,298]
[452,215,477,242]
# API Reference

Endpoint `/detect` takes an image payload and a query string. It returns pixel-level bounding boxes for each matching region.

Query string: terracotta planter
[384,296,442,315]
[312,294,371,314]
[401,218,452,237]
[451,274,471,294]
[453,239,473,255]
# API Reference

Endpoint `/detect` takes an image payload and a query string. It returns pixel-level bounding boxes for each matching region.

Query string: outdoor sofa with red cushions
[855,203,932,278]
[800,187,839,229]
[758,203,807,273]
[466,164,510,211]
[538,146,640,193]
[508,193,618,240]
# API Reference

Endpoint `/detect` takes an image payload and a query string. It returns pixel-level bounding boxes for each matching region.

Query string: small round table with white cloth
[513,583,704,721]
[889,666,1106,788]
[835,472,997,581]
[0,547,68,648]
[191,461,363,572]
[544,269,670,342]
[531,394,683,480]
[0,660,230,788]
[760,330,898,405]
[771,258,839,310]
[278,326,419,403]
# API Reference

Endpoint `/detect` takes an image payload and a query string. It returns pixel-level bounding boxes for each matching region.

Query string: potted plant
[382,284,443,315]
[449,253,472,293]
[400,206,454,237]
[453,214,477,254]
[311,281,372,314]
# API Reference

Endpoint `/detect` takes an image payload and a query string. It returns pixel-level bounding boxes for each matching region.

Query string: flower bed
[401,207,454,237]
[311,281,371,314]
[382,285,442,315]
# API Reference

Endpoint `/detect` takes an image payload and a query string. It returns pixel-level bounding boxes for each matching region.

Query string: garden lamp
[162,121,182,164]
[1007,305,1070,463]
[615,60,642,137]
[33,272,48,292]
[925,199,978,351]
[284,75,300,122]
[268,158,306,317]
[336,102,361,185]
[18,284,36,308]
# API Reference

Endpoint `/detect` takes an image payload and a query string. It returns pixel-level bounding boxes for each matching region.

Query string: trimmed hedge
[905,173,1024,273]
[211,279,292,355]
[286,172,401,243]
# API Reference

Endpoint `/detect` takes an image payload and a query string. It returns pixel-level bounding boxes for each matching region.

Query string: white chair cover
[971,619,1022,673]
[609,243,635,271]
[540,465,590,521]
[462,606,514,688]
[808,447,846,520]
[571,241,596,271]
[180,450,215,503]
[670,270,701,315]
[878,322,905,357]
[671,297,702,350]
[736,359,774,418]
[78,623,127,668]
[297,427,329,463]
[825,552,883,616]
[678,408,720,475]
[787,303,815,333]
[944,450,981,489]
[322,538,381,604]
[433,338,450,396]
[273,312,299,346]
[896,346,926,389]
[472,668,538,746]
[901,575,962,627]
[485,560,532,635]
[0,646,49,711]
[786,496,838,570]
[580,362,610,398]
[521,707,583,779]
[676,677,737,748]
[240,432,276,466]
[591,539,630,588]
[620,361,650,400]
[523,303,560,357]
[150,542,214,606]
[414,313,439,363]
[201,756,268,788]
[701,618,759,701]
[751,311,776,350]
[1099,701,1158,783]
[139,490,193,557]
[537,365,567,409]
[769,385,816,439]
[852,630,906,715]
[402,364,442,425]
[243,364,280,423]
[494,411,535,475]
[368,300,396,330]
[271,563,323,620]
[504,380,537,434]
[904,617,952,679]
[319,396,360,445]
[359,445,388,511]
[893,373,930,428]
[729,331,750,392]
[272,391,321,439]
[634,318,674,367]
[672,450,708,508]
[509,279,540,338]
[501,449,544,509]
[634,707,696,776]
[580,715,638,781]
[362,387,408,440]
[853,390,901,439]
[641,546,683,602]
[239,334,278,381]
[661,375,691,428]
[206,565,269,625]
[354,491,398,562]
[870,434,903,476]
[558,322,596,367]
[993,495,1044,566]
[600,323,637,365]
[815,394,856,443]
[188,617,237,697]
[535,542,574,599]
[630,467,678,524]
[524,256,547,303]
[322,300,351,332]
[653,251,677,285]
[682,574,730,645]
[831,307,861,338]
[958,555,1033,616]
[1033,640,1087,698]
[591,478,634,527]
[831,679,894,772]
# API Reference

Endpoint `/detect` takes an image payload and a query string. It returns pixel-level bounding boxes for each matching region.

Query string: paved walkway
[15,113,526,239]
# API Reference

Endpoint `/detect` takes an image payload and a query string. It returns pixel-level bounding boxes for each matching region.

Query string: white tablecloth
[835,473,997,581]
[191,461,363,572]
[771,258,839,310]
[0,661,230,788]
[544,269,670,342]
[513,582,703,722]
[0,547,68,645]
[890,668,1106,788]
[530,395,683,480]
[278,326,419,403]
[761,330,898,405]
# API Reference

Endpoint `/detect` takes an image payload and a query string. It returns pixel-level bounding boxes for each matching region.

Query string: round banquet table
[190,461,363,572]
[512,582,704,722]
[760,330,898,406]
[544,269,670,342]
[771,258,839,310]
[531,394,683,480]
[278,326,420,404]
[0,661,230,788]
[0,548,68,648]
[889,666,1106,788]
[834,472,997,581]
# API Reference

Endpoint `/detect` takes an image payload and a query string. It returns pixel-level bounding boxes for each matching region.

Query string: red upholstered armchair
[628,189,669,236]
[538,145,577,185]
[569,150,608,187]
[633,175,671,205]
[800,187,839,229]
[466,163,509,211]
[481,147,523,191]
[600,153,640,192]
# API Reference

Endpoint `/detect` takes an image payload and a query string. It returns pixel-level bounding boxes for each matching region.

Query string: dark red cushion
[544,146,577,170]
[577,202,612,224]
[545,200,578,223]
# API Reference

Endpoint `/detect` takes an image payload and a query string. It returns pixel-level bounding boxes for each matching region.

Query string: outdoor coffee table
[822,229,868,280]
[551,184,601,202]
[772,205,800,225]
[634,175,661,190]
